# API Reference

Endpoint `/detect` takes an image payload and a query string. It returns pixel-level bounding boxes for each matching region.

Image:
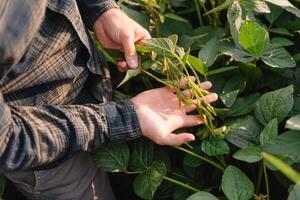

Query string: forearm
[0,95,141,171]
[76,0,119,29]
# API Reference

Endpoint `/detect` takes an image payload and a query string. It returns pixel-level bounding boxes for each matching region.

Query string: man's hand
[131,81,218,146]
[93,8,151,72]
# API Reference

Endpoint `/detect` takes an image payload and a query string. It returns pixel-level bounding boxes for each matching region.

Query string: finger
[117,61,128,72]
[203,93,218,103]
[181,115,204,127]
[200,81,212,90]
[179,76,196,87]
[161,133,195,146]
[122,35,138,68]
[182,89,192,98]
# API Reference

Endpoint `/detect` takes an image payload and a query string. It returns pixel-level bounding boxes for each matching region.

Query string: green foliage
[222,166,254,200]
[92,0,300,199]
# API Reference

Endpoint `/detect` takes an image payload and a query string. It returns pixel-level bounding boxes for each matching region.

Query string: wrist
[92,8,121,31]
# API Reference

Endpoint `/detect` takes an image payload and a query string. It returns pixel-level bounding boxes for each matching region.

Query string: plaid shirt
[0,0,142,171]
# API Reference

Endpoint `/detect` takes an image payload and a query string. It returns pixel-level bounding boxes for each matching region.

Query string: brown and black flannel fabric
[0,0,142,171]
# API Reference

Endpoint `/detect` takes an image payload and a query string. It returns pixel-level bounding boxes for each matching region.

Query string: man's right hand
[131,81,218,146]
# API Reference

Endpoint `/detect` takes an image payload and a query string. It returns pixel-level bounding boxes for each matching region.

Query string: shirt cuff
[78,0,120,29]
[100,99,142,143]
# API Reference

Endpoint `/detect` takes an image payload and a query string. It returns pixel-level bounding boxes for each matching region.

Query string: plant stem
[255,162,263,195]
[124,170,145,174]
[197,0,213,24]
[142,69,173,88]
[194,0,203,26]
[173,146,225,172]
[163,176,200,192]
[263,162,270,200]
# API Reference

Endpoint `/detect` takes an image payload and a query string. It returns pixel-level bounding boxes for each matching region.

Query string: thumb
[161,133,195,146]
[122,35,138,68]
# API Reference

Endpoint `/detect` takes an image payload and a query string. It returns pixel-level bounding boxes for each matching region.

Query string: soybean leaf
[270,27,294,36]
[220,76,246,107]
[271,37,294,46]
[253,0,270,13]
[265,0,300,18]
[198,37,218,67]
[143,38,175,56]
[239,21,270,59]
[186,191,220,200]
[227,93,260,117]
[227,1,243,45]
[290,97,300,116]
[288,185,300,200]
[93,143,129,172]
[120,4,150,28]
[262,130,300,161]
[187,55,207,75]
[207,66,239,76]
[222,166,254,200]
[201,138,230,156]
[225,115,262,148]
[128,138,154,171]
[165,13,189,23]
[286,115,300,131]
[254,85,294,125]
[262,152,300,184]
[261,44,296,69]
[183,146,203,168]
[233,147,262,163]
[260,118,278,145]
[218,39,255,62]
[118,68,141,87]
[0,176,5,199]
[133,160,167,200]
[265,4,284,23]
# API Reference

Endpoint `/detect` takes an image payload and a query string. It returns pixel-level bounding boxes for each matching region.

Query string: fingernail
[128,59,138,68]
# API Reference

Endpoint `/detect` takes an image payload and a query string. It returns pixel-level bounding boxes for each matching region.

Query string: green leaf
[165,13,189,23]
[187,55,207,75]
[198,37,218,67]
[261,44,296,69]
[271,37,294,46]
[128,138,154,171]
[286,115,300,131]
[265,4,284,23]
[260,118,278,145]
[265,0,300,18]
[227,1,243,45]
[222,166,254,200]
[270,27,294,36]
[0,176,5,199]
[262,130,300,160]
[254,85,294,125]
[233,147,262,163]
[117,67,141,87]
[288,185,300,200]
[220,76,246,107]
[133,160,167,199]
[239,21,270,59]
[227,93,260,117]
[93,143,129,172]
[225,115,262,148]
[143,38,175,56]
[186,191,220,200]
[262,152,300,184]
[201,138,230,156]
[207,66,239,76]
[120,4,150,28]
[218,39,255,63]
